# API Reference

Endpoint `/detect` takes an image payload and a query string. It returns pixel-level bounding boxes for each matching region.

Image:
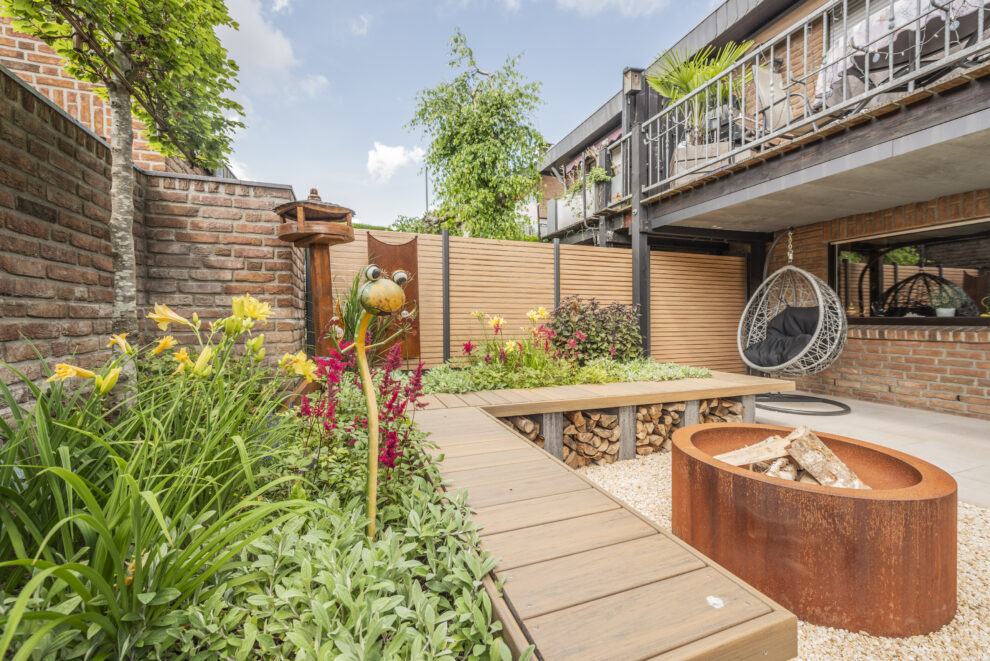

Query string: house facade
[540,0,990,419]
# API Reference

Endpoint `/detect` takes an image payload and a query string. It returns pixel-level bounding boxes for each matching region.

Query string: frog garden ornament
[356,264,408,537]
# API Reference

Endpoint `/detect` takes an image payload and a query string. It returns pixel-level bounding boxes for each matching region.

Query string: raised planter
[671,423,957,637]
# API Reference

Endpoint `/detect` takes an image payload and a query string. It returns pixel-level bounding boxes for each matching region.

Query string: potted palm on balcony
[647,41,752,184]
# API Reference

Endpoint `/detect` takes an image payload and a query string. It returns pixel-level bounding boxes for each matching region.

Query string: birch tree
[2,0,243,336]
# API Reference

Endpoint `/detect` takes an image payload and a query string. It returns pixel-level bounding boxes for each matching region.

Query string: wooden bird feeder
[274,188,355,356]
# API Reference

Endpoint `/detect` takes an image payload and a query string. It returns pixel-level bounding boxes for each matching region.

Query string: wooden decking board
[420,374,797,660]
[438,447,544,472]
[470,489,618,537]
[430,438,531,459]
[443,458,567,490]
[483,509,657,571]
[453,471,589,509]
[524,569,772,661]
[500,535,706,619]
[435,392,470,408]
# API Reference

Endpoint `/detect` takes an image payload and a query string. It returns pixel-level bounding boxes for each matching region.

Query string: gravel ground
[579,453,990,661]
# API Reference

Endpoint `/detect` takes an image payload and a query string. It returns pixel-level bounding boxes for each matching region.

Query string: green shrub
[547,296,642,363]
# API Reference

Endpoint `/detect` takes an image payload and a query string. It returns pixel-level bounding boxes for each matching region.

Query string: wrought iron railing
[641,0,990,194]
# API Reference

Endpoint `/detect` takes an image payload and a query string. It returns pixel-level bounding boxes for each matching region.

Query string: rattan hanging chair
[737,229,850,415]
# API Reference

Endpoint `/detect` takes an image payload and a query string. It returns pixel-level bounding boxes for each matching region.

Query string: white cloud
[503,0,522,10]
[272,0,291,12]
[219,0,298,95]
[349,13,372,36]
[556,0,670,16]
[299,74,329,98]
[367,142,425,182]
[228,158,254,181]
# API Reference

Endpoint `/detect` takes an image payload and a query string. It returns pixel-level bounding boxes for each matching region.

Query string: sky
[218,0,716,226]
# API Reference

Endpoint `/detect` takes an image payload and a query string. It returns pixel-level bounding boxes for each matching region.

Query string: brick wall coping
[0,59,109,149]
[848,325,990,343]
[140,168,295,192]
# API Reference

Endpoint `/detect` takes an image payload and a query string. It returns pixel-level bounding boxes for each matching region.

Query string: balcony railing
[641,0,990,194]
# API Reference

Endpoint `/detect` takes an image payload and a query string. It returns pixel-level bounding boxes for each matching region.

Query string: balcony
[641,0,990,199]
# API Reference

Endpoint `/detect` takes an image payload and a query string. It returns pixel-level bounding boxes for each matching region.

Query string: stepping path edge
[417,378,798,661]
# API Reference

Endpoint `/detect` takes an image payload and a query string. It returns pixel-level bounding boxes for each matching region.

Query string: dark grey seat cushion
[744,306,820,368]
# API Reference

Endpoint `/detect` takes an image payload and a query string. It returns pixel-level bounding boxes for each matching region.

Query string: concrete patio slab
[756,391,990,508]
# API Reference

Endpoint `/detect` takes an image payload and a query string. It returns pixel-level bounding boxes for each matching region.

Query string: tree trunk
[107,79,139,338]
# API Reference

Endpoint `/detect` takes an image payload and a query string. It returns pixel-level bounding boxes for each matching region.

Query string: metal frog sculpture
[355,264,407,537]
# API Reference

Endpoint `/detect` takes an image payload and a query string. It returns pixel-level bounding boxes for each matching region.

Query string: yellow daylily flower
[107,333,133,354]
[471,311,484,319]
[172,347,192,375]
[537,306,549,319]
[48,364,96,382]
[148,303,190,331]
[504,341,517,353]
[93,368,121,395]
[279,350,318,383]
[526,309,539,323]
[487,315,505,329]
[151,336,177,356]
[232,294,272,323]
[191,347,215,377]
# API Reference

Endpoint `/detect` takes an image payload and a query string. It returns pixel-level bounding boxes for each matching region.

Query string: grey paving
[755,391,990,508]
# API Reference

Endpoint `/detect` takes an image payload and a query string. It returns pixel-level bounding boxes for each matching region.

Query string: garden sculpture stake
[356,264,408,537]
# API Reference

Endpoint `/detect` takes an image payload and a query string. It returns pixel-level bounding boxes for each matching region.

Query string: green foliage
[389,214,451,235]
[841,246,921,266]
[2,0,243,168]
[646,41,752,132]
[0,305,314,658]
[0,299,513,659]
[423,359,709,394]
[409,29,545,240]
[547,296,642,364]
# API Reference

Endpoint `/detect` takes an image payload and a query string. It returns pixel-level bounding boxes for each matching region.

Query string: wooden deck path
[417,374,798,660]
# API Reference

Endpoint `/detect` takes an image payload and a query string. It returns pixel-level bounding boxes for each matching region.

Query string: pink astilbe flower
[462,340,475,356]
[575,330,586,342]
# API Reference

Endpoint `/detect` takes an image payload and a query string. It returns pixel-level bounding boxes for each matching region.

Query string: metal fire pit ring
[671,423,957,637]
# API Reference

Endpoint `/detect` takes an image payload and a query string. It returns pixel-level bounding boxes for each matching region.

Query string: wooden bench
[417,374,798,660]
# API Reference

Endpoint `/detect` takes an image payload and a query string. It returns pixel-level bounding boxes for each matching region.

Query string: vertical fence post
[542,412,563,460]
[742,394,756,423]
[630,122,651,356]
[618,405,636,460]
[683,400,700,426]
[442,229,450,363]
[553,238,560,308]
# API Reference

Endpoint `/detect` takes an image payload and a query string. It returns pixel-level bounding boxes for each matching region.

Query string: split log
[765,457,798,481]
[563,424,578,436]
[599,413,618,428]
[797,471,821,485]
[786,427,869,489]
[713,430,798,466]
[564,411,585,427]
[509,416,535,434]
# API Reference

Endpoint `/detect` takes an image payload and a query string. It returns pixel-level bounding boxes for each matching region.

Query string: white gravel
[579,453,990,661]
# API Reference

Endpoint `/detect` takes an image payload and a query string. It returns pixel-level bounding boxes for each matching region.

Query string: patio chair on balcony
[738,66,819,144]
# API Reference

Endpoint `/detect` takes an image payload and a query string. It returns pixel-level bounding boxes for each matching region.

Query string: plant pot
[935,307,956,317]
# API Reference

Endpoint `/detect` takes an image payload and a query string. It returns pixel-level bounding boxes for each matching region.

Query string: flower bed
[0,297,513,659]
[424,300,710,394]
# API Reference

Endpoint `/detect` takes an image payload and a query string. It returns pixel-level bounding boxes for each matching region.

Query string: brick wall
[0,17,201,173]
[1,58,304,405]
[777,188,990,420]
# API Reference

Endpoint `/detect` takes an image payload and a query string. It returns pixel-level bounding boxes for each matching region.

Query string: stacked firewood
[713,426,870,489]
[561,410,620,468]
[633,403,682,457]
[700,398,744,423]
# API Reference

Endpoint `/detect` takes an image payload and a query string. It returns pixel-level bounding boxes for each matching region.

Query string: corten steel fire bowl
[671,423,957,637]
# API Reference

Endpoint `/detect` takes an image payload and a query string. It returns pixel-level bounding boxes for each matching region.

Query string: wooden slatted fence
[326,231,748,371]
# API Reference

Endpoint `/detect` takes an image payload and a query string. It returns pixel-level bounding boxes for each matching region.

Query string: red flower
[462,340,476,355]
[575,331,586,342]
[567,338,577,349]
[608,344,617,356]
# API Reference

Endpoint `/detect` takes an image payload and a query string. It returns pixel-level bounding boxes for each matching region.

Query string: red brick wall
[776,188,990,420]
[1,59,304,405]
[0,17,201,174]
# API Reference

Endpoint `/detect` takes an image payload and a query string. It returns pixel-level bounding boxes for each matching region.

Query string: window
[832,219,990,322]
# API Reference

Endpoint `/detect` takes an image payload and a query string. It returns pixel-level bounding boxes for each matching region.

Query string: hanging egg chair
[738,229,850,415]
